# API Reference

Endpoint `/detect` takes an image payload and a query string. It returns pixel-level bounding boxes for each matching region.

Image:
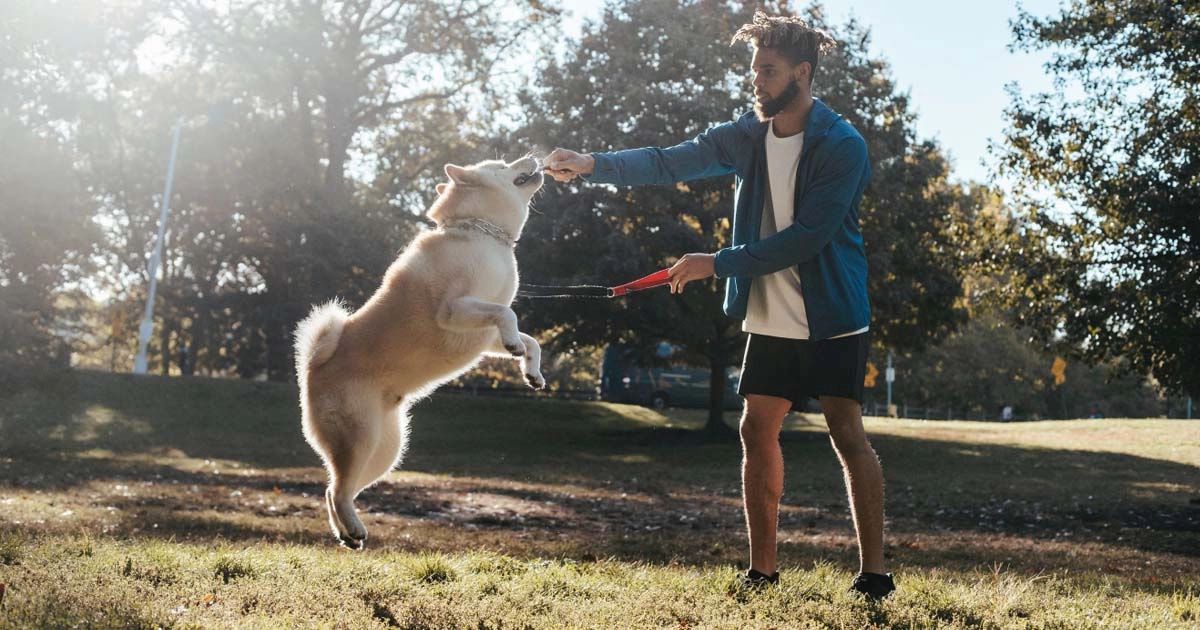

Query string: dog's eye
[513,173,533,186]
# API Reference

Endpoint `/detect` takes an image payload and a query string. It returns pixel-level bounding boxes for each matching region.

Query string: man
[542,11,894,600]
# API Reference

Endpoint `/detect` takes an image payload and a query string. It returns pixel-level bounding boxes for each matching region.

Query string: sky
[561,0,1065,185]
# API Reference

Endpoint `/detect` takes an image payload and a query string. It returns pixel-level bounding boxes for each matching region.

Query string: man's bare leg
[740,394,793,574]
[820,395,885,574]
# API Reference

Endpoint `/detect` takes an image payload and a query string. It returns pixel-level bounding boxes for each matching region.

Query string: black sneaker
[848,572,895,601]
[737,568,780,589]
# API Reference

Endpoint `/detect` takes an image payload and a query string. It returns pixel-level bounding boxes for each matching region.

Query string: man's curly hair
[731,11,837,84]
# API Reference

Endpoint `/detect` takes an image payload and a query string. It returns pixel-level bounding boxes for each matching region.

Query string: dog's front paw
[525,372,545,390]
[505,343,525,357]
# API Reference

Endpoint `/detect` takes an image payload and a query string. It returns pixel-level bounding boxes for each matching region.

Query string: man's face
[750,47,808,121]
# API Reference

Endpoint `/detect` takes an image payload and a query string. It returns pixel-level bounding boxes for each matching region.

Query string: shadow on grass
[2,370,1197,563]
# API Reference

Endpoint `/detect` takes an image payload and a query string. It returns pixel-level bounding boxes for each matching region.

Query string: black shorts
[737,332,870,410]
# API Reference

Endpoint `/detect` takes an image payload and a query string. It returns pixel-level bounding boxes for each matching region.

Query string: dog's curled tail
[294,300,350,374]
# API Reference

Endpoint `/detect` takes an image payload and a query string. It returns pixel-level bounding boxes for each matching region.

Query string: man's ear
[444,164,472,185]
[436,182,448,195]
[796,61,812,85]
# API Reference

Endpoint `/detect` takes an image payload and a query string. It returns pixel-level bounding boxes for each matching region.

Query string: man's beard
[754,77,801,121]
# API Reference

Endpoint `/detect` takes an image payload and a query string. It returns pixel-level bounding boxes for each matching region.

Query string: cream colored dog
[294,157,545,549]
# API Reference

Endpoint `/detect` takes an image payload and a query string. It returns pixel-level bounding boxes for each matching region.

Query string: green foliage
[3,0,559,380]
[882,312,1164,419]
[814,14,972,353]
[995,2,1200,397]
[518,0,760,432]
[0,3,99,375]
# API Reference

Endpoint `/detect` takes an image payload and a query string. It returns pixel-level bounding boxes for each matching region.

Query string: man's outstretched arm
[542,121,746,187]
[541,149,594,182]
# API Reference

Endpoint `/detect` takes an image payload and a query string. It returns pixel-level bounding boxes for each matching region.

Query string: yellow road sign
[1051,356,1067,386]
[864,361,878,387]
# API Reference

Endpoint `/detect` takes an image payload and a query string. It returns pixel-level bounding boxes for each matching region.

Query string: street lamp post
[133,117,183,375]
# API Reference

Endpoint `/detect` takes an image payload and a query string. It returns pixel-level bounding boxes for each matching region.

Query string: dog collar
[440,218,517,247]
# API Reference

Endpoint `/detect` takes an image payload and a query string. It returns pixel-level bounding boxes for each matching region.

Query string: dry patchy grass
[0,370,1197,628]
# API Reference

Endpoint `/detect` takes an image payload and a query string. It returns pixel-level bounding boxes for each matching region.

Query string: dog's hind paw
[525,372,545,390]
[338,534,366,550]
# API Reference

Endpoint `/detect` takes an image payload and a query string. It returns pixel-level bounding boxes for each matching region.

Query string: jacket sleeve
[586,121,743,185]
[712,134,868,279]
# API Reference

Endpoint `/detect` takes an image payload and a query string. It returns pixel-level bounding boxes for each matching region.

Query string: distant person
[543,11,892,599]
[179,343,193,376]
[1002,405,1013,422]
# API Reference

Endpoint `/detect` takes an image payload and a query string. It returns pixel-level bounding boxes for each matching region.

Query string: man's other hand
[668,253,716,294]
[543,148,595,182]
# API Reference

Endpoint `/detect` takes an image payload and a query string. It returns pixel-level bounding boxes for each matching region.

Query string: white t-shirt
[742,120,869,340]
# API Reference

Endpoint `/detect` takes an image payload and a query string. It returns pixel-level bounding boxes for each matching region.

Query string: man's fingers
[668,260,688,294]
[543,149,576,172]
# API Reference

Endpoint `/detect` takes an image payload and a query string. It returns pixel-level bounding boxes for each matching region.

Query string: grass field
[1,370,1197,629]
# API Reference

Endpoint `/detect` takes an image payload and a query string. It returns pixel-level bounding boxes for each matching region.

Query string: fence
[441,385,598,402]
[441,388,1036,421]
[861,401,1035,422]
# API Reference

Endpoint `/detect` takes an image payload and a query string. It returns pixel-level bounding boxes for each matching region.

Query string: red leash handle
[609,268,672,297]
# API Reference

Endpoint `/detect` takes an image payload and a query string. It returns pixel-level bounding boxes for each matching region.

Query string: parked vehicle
[598,344,741,410]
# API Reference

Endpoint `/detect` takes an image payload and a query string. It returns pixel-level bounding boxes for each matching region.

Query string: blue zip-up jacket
[586,98,872,340]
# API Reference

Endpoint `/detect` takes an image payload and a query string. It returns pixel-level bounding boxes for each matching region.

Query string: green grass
[0,369,1197,628]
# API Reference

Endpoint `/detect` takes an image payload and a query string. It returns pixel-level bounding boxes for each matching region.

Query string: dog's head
[428,157,543,240]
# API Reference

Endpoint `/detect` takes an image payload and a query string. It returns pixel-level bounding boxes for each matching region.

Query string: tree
[815,16,969,353]
[517,0,973,430]
[517,0,758,436]
[0,1,108,380]
[881,311,1163,420]
[995,1,1200,397]
[64,0,559,378]
[0,122,93,379]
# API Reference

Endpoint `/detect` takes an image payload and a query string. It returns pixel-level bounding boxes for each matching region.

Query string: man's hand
[542,148,595,182]
[668,253,716,294]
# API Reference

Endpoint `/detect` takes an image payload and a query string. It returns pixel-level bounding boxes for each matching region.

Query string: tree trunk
[159,318,174,376]
[265,305,293,382]
[191,301,209,376]
[703,331,736,438]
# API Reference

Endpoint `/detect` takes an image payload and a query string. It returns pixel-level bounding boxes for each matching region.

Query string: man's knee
[828,428,878,464]
[740,395,789,448]
[739,413,781,450]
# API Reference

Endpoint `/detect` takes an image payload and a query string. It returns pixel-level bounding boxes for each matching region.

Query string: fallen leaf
[272,486,282,495]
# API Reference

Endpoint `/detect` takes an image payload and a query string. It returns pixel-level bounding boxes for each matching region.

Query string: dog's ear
[436,182,448,195]
[444,164,472,186]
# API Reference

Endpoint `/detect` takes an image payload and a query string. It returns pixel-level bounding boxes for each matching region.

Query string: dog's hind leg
[356,402,410,500]
[322,398,383,550]
[327,461,371,549]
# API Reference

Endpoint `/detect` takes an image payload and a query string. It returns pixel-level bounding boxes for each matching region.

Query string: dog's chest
[447,241,519,298]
